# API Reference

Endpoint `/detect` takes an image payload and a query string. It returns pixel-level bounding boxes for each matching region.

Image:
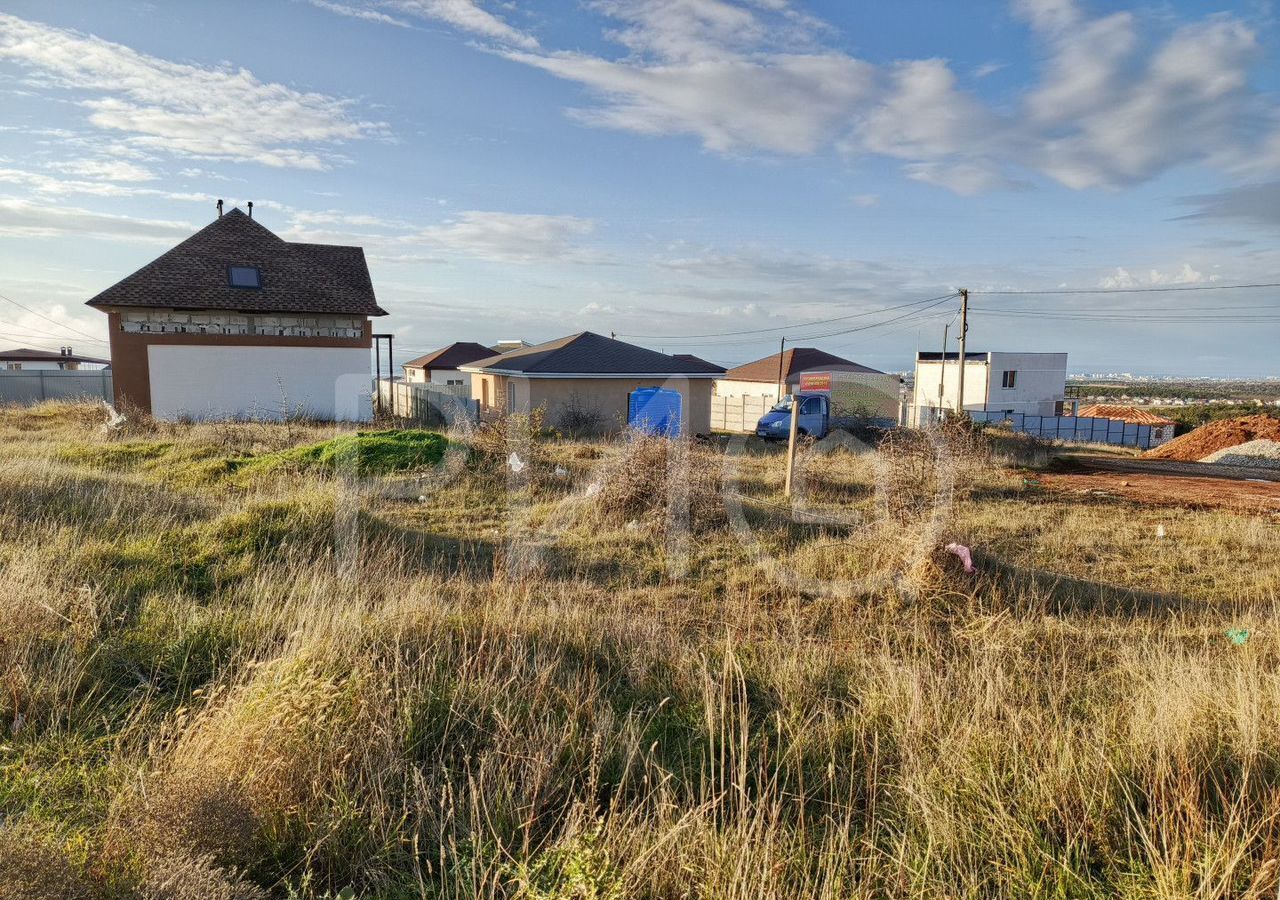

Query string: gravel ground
[1202,439,1280,470]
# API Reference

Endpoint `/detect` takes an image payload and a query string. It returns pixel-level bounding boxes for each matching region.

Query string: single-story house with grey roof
[459,331,725,435]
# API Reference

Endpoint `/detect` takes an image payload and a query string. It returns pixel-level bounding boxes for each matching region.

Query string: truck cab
[755,393,830,440]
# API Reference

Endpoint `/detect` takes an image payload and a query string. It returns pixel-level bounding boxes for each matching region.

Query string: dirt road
[1039,453,1280,513]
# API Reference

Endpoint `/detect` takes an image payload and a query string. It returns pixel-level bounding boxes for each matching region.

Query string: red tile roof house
[85,207,387,421]
[0,347,110,371]
[1077,404,1178,447]
[459,331,725,436]
[401,342,495,387]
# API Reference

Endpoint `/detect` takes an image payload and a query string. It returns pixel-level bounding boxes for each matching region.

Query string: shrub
[0,827,94,899]
[139,853,268,900]
[592,432,725,530]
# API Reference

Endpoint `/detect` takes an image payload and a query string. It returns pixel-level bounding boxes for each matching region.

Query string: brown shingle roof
[462,332,726,377]
[402,342,496,371]
[724,348,882,382]
[1077,404,1176,426]
[86,208,387,316]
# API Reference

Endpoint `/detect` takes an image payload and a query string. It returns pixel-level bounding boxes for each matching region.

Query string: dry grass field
[2,401,1279,898]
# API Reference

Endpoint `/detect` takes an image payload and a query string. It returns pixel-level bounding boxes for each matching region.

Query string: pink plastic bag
[945,542,975,574]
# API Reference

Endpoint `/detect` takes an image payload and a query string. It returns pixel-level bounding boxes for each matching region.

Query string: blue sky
[1,0,1278,375]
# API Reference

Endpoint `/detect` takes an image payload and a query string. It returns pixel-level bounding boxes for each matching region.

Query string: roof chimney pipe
[247,201,253,219]
[216,198,223,218]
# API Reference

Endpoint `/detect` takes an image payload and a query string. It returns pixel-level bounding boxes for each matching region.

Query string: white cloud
[46,158,154,182]
[1026,14,1260,189]
[0,13,386,170]
[904,161,1025,195]
[479,0,1280,194]
[406,211,596,262]
[301,0,411,27]
[1179,181,1280,228]
[1098,263,1218,289]
[858,59,1000,161]
[0,197,194,242]
[378,0,540,48]
[507,50,874,155]
[1012,0,1082,33]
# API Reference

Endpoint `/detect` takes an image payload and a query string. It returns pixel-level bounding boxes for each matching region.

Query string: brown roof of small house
[0,347,111,365]
[1077,404,1176,426]
[402,342,496,371]
[724,348,882,383]
[86,208,387,316]
[462,332,726,377]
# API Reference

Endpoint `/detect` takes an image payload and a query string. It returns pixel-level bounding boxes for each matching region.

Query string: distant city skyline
[1,0,1279,375]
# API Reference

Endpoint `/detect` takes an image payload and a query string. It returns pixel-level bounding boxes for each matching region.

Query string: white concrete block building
[912,351,1067,425]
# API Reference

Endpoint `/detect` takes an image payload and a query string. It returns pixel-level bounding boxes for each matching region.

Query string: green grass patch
[57,440,174,469]
[236,430,447,479]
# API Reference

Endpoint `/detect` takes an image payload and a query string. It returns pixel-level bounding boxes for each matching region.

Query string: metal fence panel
[0,370,112,404]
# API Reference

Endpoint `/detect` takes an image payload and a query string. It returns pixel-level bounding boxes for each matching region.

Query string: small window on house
[228,266,262,288]
[1001,370,1017,389]
[447,378,463,386]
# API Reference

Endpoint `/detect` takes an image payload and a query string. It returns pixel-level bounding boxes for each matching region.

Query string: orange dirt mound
[1144,414,1280,462]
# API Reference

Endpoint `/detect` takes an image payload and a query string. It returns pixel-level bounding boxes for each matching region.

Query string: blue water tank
[628,387,682,437]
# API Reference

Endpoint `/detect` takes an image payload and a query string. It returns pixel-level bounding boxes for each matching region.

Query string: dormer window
[228,266,262,288]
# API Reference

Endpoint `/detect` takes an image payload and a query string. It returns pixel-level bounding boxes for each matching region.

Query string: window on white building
[1001,370,1017,389]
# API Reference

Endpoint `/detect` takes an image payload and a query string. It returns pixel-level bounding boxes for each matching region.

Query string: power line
[794,294,960,341]
[615,292,959,340]
[976,308,1280,323]
[0,319,111,345]
[972,281,1280,296]
[0,290,104,342]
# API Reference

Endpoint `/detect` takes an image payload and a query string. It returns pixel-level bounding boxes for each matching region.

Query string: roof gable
[724,347,882,382]
[463,332,726,377]
[86,208,387,317]
[403,342,496,370]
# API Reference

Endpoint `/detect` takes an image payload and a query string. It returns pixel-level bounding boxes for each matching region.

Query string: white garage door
[147,345,373,422]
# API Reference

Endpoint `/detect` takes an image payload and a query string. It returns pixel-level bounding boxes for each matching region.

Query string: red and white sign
[798,372,832,392]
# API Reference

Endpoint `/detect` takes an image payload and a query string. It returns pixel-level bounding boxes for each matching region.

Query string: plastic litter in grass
[1226,628,1251,646]
[945,542,976,574]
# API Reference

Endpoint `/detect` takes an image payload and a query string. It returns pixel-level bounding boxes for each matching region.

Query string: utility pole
[955,289,969,418]
[775,336,787,401]
[937,321,950,423]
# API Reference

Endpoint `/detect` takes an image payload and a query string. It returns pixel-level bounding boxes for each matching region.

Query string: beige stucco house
[459,332,725,436]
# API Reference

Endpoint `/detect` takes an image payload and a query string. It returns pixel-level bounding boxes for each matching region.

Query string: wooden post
[783,396,800,498]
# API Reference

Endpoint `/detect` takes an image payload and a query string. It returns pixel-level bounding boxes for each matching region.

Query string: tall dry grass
[0,401,1278,897]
